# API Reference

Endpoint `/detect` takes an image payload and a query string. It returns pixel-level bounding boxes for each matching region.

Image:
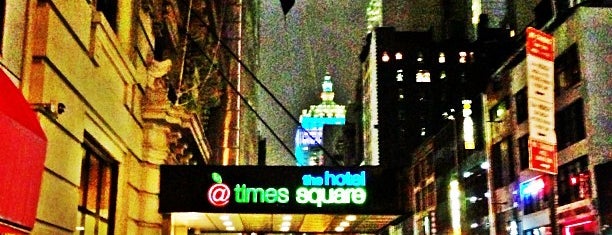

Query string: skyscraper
[294,73,346,166]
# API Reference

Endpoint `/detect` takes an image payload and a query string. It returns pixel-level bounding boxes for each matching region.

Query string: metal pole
[482,93,497,235]
[549,174,558,235]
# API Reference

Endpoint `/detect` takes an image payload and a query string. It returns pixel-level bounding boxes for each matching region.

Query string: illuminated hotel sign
[160,166,407,214]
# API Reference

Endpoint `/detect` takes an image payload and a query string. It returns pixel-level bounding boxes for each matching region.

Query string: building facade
[0,0,259,234]
[484,4,611,235]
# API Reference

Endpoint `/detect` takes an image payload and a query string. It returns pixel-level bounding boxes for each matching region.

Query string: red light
[570,175,578,185]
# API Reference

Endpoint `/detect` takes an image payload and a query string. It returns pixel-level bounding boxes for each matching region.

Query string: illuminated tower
[294,73,346,166]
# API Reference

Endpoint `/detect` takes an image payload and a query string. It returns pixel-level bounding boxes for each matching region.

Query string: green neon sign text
[296,187,367,207]
[233,184,290,203]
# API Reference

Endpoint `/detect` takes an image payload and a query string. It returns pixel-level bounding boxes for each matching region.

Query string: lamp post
[482,93,498,235]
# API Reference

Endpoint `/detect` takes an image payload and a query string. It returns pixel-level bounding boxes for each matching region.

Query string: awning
[0,69,48,233]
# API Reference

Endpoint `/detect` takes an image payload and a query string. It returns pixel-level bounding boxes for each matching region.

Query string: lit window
[396,69,404,81]
[417,52,424,62]
[438,52,446,63]
[440,71,446,79]
[489,99,508,122]
[459,51,467,63]
[416,70,431,82]
[520,176,552,215]
[381,52,390,62]
[395,52,403,60]
[78,136,117,235]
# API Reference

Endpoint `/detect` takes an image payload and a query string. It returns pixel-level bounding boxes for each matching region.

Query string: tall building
[359,1,513,234]
[294,73,346,166]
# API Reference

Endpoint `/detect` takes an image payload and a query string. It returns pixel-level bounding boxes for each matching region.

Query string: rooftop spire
[321,72,335,103]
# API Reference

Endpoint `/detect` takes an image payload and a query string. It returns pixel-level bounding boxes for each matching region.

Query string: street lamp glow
[449,180,461,235]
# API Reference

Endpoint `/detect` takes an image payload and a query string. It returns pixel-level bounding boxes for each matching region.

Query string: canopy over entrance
[160,165,410,233]
[171,212,402,234]
[0,70,48,233]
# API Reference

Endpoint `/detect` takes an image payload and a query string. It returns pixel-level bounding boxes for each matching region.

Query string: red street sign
[526,27,554,61]
[529,139,557,174]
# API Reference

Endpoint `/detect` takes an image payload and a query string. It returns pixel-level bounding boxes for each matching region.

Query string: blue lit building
[294,73,346,166]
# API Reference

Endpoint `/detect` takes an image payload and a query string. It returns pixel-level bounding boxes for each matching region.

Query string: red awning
[0,69,48,233]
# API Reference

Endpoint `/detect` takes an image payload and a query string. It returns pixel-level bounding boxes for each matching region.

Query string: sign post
[526,27,557,175]
[526,27,558,235]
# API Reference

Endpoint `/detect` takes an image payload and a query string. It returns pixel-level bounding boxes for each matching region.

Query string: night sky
[257,0,369,165]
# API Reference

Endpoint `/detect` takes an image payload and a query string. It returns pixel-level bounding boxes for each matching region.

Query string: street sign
[526,27,557,174]
[528,98,556,144]
[529,139,558,175]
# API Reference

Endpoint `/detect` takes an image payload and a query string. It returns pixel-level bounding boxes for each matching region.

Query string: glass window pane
[98,221,108,235]
[99,165,112,219]
[84,215,96,235]
[87,156,100,213]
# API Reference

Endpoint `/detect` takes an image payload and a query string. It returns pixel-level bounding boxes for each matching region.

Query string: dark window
[78,137,117,235]
[555,99,586,150]
[519,135,529,170]
[515,88,528,123]
[492,137,515,188]
[557,155,591,206]
[416,189,424,212]
[96,0,118,31]
[425,183,435,208]
[555,44,581,96]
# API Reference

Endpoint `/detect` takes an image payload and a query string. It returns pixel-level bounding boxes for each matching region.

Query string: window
[95,0,118,31]
[519,135,529,170]
[520,175,552,215]
[425,183,435,208]
[78,136,117,235]
[557,155,591,206]
[492,137,515,188]
[515,88,528,123]
[555,44,580,96]
[416,70,431,82]
[396,70,404,81]
[489,98,508,122]
[555,99,586,150]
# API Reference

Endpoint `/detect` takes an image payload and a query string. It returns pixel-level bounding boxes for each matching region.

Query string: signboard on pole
[529,139,558,175]
[526,27,557,174]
